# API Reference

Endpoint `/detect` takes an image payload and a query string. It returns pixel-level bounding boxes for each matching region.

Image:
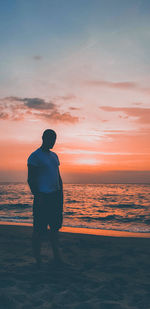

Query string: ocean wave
[0,191,7,195]
[0,216,30,220]
[97,209,107,213]
[66,199,80,204]
[81,215,121,222]
[64,211,75,215]
[106,203,145,209]
[80,214,148,223]
[0,203,31,210]
[143,219,150,225]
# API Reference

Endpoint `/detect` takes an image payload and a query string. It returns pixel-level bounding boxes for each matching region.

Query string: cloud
[2,96,55,110]
[38,111,79,123]
[86,80,137,90]
[85,79,150,94]
[0,111,24,121]
[21,97,55,110]
[59,95,76,101]
[69,107,80,110]
[100,106,150,124]
[33,55,42,60]
[0,112,9,120]
[3,96,21,102]
[0,96,79,123]
[133,102,143,106]
[52,94,77,103]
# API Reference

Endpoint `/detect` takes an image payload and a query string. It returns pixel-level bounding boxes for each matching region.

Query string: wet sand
[0,224,150,309]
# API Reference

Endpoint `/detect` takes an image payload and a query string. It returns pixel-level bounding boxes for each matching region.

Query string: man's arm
[58,169,63,190]
[58,169,63,208]
[57,169,63,229]
[27,164,39,195]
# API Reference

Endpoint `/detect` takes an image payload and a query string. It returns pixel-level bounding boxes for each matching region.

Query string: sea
[0,183,150,233]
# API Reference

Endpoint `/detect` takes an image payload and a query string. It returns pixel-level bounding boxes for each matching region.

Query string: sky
[0,0,150,183]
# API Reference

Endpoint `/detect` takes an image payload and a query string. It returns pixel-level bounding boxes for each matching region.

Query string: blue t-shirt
[27,148,60,193]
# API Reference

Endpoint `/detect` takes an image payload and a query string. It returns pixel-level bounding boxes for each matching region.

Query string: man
[27,129,63,267]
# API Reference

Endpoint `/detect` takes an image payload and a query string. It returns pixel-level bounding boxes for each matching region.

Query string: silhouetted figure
[27,129,63,267]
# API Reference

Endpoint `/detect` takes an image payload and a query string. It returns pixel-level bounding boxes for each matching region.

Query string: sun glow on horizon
[75,158,102,166]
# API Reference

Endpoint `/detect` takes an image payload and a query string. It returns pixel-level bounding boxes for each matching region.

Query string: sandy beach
[0,225,150,309]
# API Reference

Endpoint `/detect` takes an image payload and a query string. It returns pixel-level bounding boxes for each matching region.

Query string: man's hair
[42,129,56,140]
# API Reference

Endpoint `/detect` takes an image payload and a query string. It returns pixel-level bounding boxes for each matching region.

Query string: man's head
[42,129,57,149]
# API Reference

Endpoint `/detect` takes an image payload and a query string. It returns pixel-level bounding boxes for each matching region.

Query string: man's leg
[32,194,46,266]
[32,230,42,266]
[48,191,63,263]
[49,229,62,262]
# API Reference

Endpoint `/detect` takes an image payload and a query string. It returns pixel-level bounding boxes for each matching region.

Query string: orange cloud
[86,80,137,90]
[100,106,150,124]
[85,79,150,94]
[38,111,78,123]
[0,112,9,120]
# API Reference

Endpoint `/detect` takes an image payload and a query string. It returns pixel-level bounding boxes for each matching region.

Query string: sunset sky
[0,0,150,183]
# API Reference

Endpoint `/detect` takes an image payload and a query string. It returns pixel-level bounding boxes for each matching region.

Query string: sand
[0,225,150,309]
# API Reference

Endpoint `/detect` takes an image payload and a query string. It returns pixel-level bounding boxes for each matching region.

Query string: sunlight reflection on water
[0,183,150,233]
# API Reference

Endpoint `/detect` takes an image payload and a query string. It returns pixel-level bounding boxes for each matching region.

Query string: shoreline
[1,221,150,238]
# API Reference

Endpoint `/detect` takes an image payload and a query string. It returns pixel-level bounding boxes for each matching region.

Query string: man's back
[28,147,60,193]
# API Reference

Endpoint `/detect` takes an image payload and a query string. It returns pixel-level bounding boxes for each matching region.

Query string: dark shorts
[33,190,63,234]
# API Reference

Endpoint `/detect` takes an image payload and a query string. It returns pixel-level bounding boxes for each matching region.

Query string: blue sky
[1,0,150,97]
